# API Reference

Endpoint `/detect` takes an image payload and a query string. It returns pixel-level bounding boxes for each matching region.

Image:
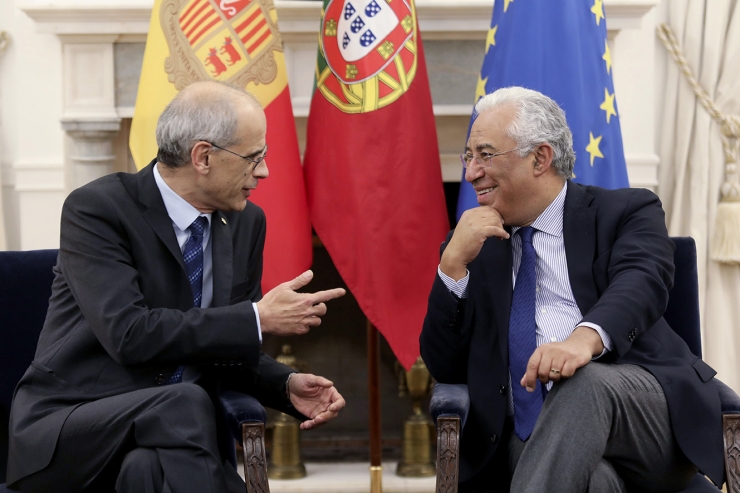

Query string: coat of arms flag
[303,0,449,370]
[456,0,630,218]
[129,0,312,292]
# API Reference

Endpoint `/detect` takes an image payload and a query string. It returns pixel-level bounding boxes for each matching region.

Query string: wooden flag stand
[367,319,383,493]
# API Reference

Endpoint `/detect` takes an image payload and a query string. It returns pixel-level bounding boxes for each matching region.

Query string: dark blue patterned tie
[167,215,207,384]
[508,226,543,440]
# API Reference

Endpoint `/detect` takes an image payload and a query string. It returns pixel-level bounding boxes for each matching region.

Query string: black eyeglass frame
[208,142,268,169]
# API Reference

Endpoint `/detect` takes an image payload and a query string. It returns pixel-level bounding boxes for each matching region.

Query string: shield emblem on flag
[160,0,283,90]
[317,0,418,113]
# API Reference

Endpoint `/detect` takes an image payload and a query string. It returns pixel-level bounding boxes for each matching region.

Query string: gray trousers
[506,363,697,493]
[16,383,244,493]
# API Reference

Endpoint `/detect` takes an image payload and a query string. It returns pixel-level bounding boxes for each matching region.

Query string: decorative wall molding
[624,153,660,191]
[0,31,10,56]
[62,118,122,189]
[20,0,661,188]
[12,161,65,193]
[20,0,659,38]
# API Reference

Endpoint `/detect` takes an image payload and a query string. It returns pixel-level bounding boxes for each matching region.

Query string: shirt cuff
[252,302,262,344]
[578,322,612,359]
[438,265,469,299]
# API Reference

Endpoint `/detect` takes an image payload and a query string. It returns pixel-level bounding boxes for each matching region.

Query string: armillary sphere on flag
[159,0,283,90]
[318,0,418,114]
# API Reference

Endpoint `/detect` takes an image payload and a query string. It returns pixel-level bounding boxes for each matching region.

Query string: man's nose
[465,161,484,183]
[254,159,269,179]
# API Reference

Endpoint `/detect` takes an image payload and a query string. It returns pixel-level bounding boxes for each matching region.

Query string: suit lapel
[136,161,187,272]
[563,181,599,315]
[211,211,233,307]
[478,234,513,365]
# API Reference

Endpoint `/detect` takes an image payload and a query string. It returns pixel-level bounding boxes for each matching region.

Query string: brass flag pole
[367,319,383,493]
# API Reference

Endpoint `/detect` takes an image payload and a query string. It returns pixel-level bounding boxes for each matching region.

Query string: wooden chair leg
[436,416,461,493]
[725,415,740,493]
[241,422,270,493]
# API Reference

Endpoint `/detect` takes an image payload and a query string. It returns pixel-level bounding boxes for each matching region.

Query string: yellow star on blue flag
[457,0,628,218]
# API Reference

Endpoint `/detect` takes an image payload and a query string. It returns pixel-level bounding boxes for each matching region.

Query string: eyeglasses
[460,146,528,170]
[208,142,268,170]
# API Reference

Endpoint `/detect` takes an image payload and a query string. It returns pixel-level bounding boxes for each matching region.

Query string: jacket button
[490,434,498,444]
[155,374,166,385]
[499,385,507,395]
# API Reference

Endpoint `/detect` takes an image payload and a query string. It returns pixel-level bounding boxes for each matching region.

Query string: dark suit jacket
[420,181,723,485]
[7,162,296,485]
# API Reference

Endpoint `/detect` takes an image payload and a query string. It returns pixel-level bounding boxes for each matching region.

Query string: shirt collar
[512,181,567,238]
[153,163,211,233]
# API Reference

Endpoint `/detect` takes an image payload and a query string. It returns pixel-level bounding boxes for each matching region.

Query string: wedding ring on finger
[550,369,561,374]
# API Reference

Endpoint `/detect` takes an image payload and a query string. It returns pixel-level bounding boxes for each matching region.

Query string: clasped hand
[257,270,346,336]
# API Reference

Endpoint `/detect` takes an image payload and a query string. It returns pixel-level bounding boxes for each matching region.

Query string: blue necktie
[508,226,543,440]
[168,216,207,384]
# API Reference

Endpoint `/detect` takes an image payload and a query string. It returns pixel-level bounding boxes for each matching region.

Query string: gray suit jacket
[7,162,295,485]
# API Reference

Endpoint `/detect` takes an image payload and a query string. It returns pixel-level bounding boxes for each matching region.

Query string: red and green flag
[303,0,449,369]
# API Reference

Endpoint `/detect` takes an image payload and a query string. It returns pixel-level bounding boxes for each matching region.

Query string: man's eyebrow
[246,144,267,158]
[475,143,497,153]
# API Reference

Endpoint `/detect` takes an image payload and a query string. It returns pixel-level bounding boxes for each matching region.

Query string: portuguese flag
[129,0,312,293]
[303,0,449,369]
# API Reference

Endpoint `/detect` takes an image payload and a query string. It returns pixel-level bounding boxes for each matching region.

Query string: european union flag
[457,0,629,219]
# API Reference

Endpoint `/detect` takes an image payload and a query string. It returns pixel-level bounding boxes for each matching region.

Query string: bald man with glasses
[7,81,346,493]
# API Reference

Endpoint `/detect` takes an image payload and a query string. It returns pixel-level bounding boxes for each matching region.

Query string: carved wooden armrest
[242,422,270,493]
[436,416,461,493]
[724,414,740,493]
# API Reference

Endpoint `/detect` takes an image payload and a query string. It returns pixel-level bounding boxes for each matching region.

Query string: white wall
[0,0,65,250]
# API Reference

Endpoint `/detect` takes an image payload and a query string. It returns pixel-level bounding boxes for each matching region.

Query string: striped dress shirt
[439,182,612,412]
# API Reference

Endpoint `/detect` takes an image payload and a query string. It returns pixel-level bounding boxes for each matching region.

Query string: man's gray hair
[474,87,575,179]
[155,81,258,168]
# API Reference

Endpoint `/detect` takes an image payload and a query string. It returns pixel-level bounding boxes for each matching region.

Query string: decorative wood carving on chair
[436,416,461,493]
[724,415,740,493]
[242,422,270,493]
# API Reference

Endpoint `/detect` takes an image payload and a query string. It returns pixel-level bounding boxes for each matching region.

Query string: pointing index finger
[310,288,347,304]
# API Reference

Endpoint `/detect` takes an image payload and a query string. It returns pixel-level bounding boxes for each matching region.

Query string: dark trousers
[16,383,244,493]
[462,363,697,493]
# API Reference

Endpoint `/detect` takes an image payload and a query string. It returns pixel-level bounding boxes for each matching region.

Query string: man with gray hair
[7,80,346,492]
[421,86,722,491]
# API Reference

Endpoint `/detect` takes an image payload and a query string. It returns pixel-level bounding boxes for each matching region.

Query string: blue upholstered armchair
[429,237,740,493]
[0,250,271,492]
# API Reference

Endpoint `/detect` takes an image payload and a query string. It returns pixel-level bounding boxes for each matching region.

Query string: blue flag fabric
[456,0,629,219]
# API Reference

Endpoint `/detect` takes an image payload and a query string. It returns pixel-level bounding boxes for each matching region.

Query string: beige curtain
[0,31,8,250]
[659,0,740,391]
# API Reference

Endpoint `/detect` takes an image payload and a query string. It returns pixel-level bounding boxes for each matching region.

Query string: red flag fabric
[303,0,449,370]
[249,86,313,293]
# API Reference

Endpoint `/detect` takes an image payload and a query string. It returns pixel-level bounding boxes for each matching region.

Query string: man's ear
[191,141,211,175]
[532,143,554,177]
